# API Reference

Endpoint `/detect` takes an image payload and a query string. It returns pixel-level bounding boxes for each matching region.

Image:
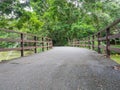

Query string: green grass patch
[111,54,120,64]
[0,51,20,62]
[0,51,34,62]
[0,48,43,62]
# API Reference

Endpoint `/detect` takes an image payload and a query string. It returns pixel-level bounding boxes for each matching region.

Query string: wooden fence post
[82,40,83,47]
[92,35,94,50]
[79,40,80,47]
[82,39,84,47]
[106,28,110,58]
[47,39,49,50]
[73,40,75,47]
[75,40,77,47]
[84,38,86,47]
[51,39,53,48]
[42,37,44,51]
[34,36,37,53]
[21,33,24,57]
[86,38,87,48]
[77,40,79,47]
[98,33,101,53]
[88,37,90,49]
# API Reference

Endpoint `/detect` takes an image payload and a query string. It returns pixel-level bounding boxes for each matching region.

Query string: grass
[0,51,34,62]
[0,48,43,62]
[111,54,120,64]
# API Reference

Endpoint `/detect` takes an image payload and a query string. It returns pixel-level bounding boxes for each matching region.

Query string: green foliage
[71,22,95,39]
[0,0,120,45]
[111,54,120,64]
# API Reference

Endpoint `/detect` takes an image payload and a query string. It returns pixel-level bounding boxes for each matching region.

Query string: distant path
[0,47,120,90]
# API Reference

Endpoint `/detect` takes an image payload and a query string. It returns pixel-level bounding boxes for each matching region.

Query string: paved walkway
[0,47,120,90]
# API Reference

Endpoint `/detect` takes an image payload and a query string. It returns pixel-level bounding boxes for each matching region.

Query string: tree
[0,0,120,45]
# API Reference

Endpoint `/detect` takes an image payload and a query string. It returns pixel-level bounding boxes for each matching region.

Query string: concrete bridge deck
[0,47,120,90]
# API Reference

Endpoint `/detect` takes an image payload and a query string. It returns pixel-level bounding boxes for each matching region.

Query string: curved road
[0,47,120,90]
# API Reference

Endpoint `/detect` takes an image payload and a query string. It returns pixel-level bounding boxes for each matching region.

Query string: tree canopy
[0,0,120,45]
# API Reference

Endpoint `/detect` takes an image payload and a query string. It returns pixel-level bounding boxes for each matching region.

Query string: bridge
[0,19,120,90]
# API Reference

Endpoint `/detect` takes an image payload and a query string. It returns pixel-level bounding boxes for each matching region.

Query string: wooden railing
[0,29,53,57]
[69,18,120,58]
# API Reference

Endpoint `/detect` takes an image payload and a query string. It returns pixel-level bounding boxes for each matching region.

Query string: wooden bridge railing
[69,18,120,58]
[0,29,53,57]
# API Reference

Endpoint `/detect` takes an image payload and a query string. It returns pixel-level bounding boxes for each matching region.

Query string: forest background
[0,0,120,45]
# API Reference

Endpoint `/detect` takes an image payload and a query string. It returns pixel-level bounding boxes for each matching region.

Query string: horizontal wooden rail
[109,33,120,40]
[0,38,44,43]
[109,47,120,53]
[69,18,120,58]
[0,29,53,57]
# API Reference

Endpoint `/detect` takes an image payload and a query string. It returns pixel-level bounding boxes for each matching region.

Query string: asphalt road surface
[0,47,120,90]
